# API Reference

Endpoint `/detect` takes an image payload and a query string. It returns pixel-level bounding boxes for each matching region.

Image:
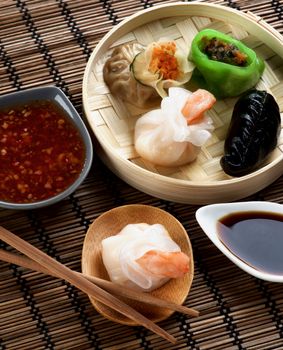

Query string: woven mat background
[0,1,283,349]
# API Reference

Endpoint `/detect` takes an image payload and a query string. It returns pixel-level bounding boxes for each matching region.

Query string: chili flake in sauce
[0,100,85,203]
[202,36,248,66]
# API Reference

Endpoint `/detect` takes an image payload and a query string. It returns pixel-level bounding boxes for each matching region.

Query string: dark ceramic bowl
[0,86,93,210]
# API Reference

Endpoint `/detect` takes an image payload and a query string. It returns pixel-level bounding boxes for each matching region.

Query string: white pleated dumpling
[134,87,215,167]
[101,223,188,292]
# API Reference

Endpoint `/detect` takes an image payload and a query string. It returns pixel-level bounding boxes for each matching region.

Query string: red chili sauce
[0,100,85,203]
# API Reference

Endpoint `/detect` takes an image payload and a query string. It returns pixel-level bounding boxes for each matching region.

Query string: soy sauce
[217,211,283,275]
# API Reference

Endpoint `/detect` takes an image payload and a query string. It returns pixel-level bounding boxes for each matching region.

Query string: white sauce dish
[196,201,283,283]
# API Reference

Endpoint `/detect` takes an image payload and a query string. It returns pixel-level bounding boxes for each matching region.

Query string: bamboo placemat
[0,1,283,350]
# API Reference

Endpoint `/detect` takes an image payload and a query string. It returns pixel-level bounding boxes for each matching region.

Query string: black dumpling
[220,89,281,177]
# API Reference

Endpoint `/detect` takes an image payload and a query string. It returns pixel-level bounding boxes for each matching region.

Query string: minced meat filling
[202,36,248,66]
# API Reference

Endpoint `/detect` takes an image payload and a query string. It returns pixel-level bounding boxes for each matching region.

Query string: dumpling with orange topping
[130,40,195,98]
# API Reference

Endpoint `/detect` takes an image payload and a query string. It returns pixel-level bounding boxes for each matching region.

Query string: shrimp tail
[181,88,216,124]
[136,250,190,278]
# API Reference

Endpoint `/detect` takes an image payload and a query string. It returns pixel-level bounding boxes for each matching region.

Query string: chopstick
[0,226,176,344]
[0,249,199,317]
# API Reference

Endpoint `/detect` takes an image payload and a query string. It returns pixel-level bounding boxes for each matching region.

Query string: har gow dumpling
[103,43,161,108]
[134,87,216,167]
[101,223,190,292]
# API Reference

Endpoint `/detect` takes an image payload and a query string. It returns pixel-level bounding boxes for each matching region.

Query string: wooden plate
[83,2,283,204]
[81,204,194,325]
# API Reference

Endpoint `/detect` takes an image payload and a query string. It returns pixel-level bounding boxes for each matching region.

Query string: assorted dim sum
[103,43,161,108]
[134,87,215,167]
[190,29,265,98]
[101,29,280,178]
[220,89,281,176]
[130,40,195,98]
[101,223,190,292]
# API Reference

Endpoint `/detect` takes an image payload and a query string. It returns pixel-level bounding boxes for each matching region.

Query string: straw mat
[0,1,283,349]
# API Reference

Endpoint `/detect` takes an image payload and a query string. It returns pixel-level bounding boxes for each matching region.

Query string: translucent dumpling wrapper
[134,87,215,167]
[131,40,195,98]
[101,223,190,292]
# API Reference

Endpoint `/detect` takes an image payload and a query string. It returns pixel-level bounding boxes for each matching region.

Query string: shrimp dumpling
[101,223,190,292]
[134,87,216,167]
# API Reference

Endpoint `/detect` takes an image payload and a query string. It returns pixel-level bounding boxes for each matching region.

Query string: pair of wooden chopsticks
[0,226,199,344]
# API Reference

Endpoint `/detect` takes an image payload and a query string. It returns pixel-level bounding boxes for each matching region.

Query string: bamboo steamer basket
[83,2,283,204]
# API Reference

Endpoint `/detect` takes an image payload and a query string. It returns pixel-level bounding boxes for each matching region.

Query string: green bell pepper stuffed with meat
[190,29,265,98]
